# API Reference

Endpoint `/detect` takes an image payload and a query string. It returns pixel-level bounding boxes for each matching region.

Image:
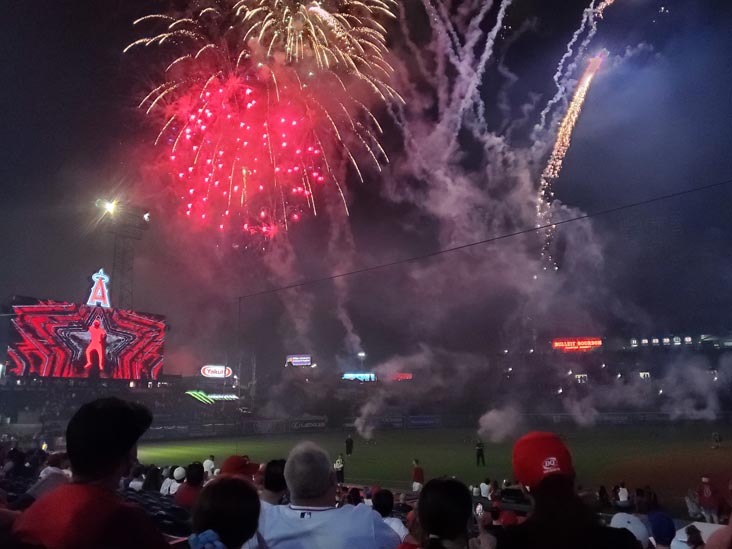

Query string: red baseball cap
[512,432,574,489]
[220,455,260,477]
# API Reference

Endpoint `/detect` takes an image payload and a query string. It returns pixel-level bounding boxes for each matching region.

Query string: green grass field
[139,424,732,513]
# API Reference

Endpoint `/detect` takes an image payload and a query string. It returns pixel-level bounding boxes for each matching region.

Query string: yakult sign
[200,365,232,378]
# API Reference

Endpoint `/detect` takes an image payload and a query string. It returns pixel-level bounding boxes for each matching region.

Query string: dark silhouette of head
[192,476,260,549]
[418,479,472,549]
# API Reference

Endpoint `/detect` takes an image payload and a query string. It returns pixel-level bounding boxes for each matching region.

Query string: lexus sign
[201,365,233,378]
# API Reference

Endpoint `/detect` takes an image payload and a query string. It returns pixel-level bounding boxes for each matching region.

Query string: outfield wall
[141,411,732,441]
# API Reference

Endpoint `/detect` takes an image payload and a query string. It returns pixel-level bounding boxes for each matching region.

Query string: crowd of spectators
[1,397,732,548]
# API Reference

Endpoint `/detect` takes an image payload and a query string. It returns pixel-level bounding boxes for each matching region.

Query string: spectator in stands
[480,478,491,498]
[493,431,638,549]
[610,512,651,548]
[160,464,182,495]
[261,459,288,505]
[412,459,424,493]
[685,524,705,549]
[648,511,676,549]
[252,441,400,548]
[373,489,409,542]
[189,475,261,549]
[7,451,70,511]
[142,465,162,492]
[347,486,363,505]
[646,484,660,511]
[699,476,722,523]
[203,454,216,477]
[127,464,146,491]
[418,478,473,549]
[220,455,260,481]
[175,461,205,510]
[11,397,169,549]
[598,485,611,509]
[635,487,649,513]
[616,481,632,509]
[489,480,499,500]
[397,510,423,549]
[687,489,705,520]
[394,492,413,514]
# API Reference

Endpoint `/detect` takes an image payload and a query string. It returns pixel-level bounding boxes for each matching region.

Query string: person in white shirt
[480,478,491,498]
[203,455,215,478]
[616,482,631,508]
[247,441,400,549]
[161,466,185,496]
[372,489,410,542]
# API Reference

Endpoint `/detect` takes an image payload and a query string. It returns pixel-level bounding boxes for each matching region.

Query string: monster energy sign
[185,390,239,404]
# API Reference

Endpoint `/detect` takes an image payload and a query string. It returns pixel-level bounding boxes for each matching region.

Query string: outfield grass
[139,423,732,513]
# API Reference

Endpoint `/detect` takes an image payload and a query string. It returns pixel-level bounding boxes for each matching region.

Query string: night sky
[2,0,732,382]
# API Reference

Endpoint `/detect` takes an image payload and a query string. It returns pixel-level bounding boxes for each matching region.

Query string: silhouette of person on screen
[83,319,107,373]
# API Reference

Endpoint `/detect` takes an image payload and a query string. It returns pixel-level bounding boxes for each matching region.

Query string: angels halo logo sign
[200,365,232,378]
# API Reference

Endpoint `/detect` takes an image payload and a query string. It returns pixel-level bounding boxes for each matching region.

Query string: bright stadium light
[357,352,366,358]
[104,200,117,214]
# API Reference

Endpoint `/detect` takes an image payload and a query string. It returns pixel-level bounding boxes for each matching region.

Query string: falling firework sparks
[126,0,400,242]
[538,53,605,269]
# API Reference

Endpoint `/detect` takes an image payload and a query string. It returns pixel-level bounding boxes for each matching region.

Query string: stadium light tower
[357,351,366,368]
[95,199,150,310]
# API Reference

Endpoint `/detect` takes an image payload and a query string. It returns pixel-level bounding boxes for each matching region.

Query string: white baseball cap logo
[543,457,559,472]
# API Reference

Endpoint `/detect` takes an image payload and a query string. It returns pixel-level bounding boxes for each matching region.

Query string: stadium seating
[119,488,192,537]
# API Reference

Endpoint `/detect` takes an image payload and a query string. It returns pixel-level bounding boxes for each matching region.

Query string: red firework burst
[162,74,327,237]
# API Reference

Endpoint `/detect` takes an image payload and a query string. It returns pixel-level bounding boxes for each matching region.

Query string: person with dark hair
[493,431,638,549]
[189,475,261,549]
[686,524,705,548]
[175,461,205,510]
[127,464,146,491]
[418,478,473,549]
[262,458,288,505]
[598,485,611,509]
[374,489,410,542]
[347,486,363,506]
[649,511,676,549]
[142,465,163,492]
[11,397,169,549]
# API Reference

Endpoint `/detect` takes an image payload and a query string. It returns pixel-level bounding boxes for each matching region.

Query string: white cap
[610,513,650,548]
[173,466,186,481]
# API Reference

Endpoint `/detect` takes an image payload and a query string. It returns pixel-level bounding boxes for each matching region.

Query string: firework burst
[126,0,400,241]
[538,53,604,269]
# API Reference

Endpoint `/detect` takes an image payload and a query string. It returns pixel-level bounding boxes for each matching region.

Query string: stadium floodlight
[357,352,366,358]
[96,199,118,215]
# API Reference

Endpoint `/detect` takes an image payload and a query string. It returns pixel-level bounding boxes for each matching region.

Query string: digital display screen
[7,300,165,380]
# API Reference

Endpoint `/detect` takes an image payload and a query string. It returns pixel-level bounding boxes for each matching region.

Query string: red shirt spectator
[699,477,721,509]
[12,483,169,549]
[174,481,203,510]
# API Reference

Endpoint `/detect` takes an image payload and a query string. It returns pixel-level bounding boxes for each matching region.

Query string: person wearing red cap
[492,432,638,549]
[220,455,261,480]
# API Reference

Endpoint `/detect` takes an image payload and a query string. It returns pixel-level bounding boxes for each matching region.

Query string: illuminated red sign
[389,373,413,381]
[200,365,233,378]
[552,338,603,353]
